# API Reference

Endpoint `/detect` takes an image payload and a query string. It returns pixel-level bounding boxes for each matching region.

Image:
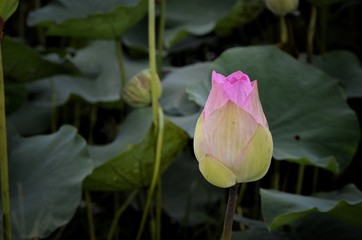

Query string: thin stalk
[296,164,305,194]
[312,167,319,193]
[50,78,57,132]
[35,0,46,46]
[0,40,12,240]
[157,0,166,76]
[236,183,246,231]
[18,2,26,40]
[85,190,96,240]
[148,0,159,125]
[236,183,246,208]
[319,6,327,54]
[271,161,280,190]
[115,38,127,90]
[136,108,164,240]
[107,190,139,240]
[307,6,318,63]
[73,103,81,129]
[88,106,97,144]
[280,16,288,44]
[221,184,239,240]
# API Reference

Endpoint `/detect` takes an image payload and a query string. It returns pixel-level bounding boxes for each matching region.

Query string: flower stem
[85,190,96,240]
[107,190,139,240]
[307,6,318,63]
[0,38,12,240]
[136,108,164,240]
[157,0,166,77]
[221,184,239,240]
[148,0,159,125]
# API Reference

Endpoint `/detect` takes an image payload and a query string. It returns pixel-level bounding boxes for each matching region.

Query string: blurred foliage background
[1,0,362,239]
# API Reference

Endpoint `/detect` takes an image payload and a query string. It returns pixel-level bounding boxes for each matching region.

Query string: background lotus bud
[193,71,273,188]
[123,69,162,107]
[265,0,299,16]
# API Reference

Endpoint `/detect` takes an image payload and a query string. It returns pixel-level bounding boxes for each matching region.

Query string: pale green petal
[234,125,273,183]
[193,113,206,162]
[199,155,236,188]
[204,101,258,168]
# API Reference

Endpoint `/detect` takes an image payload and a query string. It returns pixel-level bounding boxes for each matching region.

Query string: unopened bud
[265,0,299,16]
[123,69,162,108]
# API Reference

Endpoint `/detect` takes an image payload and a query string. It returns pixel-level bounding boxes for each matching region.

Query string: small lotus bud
[265,0,299,16]
[193,71,273,188]
[123,69,162,108]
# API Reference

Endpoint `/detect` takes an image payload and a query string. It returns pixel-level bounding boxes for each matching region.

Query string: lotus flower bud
[123,69,162,107]
[265,0,299,16]
[193,71,273,188]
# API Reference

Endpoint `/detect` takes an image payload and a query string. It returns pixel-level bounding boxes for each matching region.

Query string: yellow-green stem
[148,0,159,125]
[221,184,239,240]
[108,190,138,240]
[296,164,305,194]
[157,0,166,77]
[136,108,164,240]
[0,41,12,240]
[85,190,96,240]
[280,16,288,44]
[307,6,318,63]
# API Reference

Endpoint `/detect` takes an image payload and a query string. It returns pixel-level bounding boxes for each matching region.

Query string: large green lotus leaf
[83,108,189,191]
[164,0,235,47]
[27,40,148,106]
[162,150,223,225]
[308,0,345,6]
[308,51,362,98]
[27,0,147,38]
[8,101,51,136]
[232,213,362,240]
[160,63,209,136]
[0,0,18,21]
[0,125,93,239]
[5,83,27,114]
[289,213,362,240]
[260,184,362,230]
[2,37,78,83]
[124,0,263,50]
[207,46,359,173]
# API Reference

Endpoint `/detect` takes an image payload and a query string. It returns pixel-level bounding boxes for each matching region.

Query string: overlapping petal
[234,125,273,182]
[203,101,258,169]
